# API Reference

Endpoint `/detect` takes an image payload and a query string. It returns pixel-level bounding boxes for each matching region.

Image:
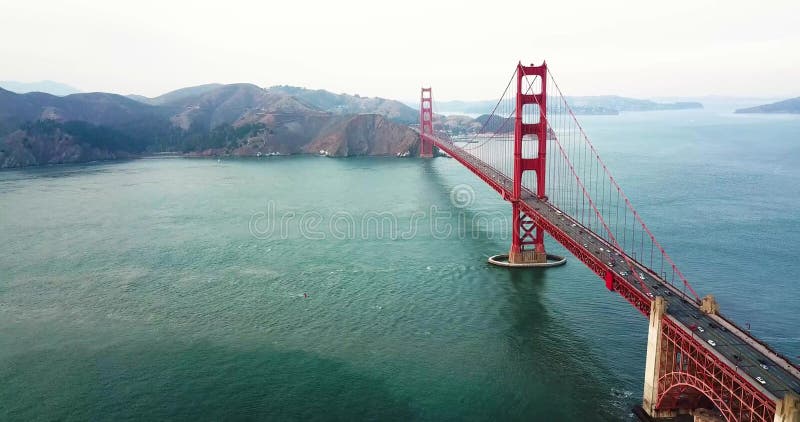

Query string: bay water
[1,106,798,420]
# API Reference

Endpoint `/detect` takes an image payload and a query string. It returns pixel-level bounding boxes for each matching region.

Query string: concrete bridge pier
[642,296,676,419]
[487,202,566,267]
[640,296,799,422]
[775,393,800,422]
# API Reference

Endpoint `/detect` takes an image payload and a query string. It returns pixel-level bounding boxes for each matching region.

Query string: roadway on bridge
[435,139,800,400]
[527,195,800,398]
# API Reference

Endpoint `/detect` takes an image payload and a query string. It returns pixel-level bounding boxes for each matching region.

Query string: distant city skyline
[1,0,798,101]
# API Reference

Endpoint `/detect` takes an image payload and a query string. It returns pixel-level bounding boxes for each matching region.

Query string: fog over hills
[0,80,82,96]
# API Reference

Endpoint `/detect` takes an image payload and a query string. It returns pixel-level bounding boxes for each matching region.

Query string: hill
[474,114,514,133]
[0,87,171,142]
[735,97,800,114]
[153,83,320,132]
[0,84,419,168]
[266,86,418,124]
[126,84,224,106]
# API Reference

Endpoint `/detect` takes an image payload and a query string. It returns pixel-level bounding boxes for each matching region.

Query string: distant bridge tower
[419,87,434,158]
[509,62,549,264]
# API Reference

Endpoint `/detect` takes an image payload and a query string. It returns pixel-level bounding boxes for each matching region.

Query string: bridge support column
[700,294,719,315]
[643,297,675,418]
[419,88,434,158]
[508,202,547,264]
[775,393,800,422]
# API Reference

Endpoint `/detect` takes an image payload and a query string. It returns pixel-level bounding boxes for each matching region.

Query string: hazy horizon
[0,79,791,105]
[2,0,799,101]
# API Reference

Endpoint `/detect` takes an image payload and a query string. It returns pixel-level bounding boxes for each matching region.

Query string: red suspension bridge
[418,62,800,422]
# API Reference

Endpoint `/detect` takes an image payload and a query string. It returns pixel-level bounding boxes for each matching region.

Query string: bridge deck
[431,137,800,399]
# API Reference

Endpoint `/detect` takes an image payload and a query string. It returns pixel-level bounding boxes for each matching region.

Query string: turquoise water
[1,108,799,420]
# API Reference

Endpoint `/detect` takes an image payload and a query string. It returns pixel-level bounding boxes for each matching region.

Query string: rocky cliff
[0,123,133,168]
[306,114,418,157]
[187,114,417,158]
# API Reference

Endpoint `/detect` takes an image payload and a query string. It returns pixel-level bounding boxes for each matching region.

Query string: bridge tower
[508,62,549,264]
[419,88,434,158]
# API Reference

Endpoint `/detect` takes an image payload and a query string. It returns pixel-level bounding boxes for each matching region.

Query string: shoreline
[0,151,420,171]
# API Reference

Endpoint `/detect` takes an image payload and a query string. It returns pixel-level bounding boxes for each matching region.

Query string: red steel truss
[419,88,434,158]
[657,317,776,421]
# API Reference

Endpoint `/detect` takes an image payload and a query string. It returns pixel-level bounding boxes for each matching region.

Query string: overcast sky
[1,0,798,101]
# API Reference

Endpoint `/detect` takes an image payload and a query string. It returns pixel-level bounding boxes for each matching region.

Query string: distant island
[568,96,702,114]
[735,97,800,114]
[425,96,703,137]
[433,95,703,116]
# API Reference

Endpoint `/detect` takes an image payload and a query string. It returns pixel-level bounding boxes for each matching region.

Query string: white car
[755,376,766,385]
[619,271,628,276]
[697,326,705,333]
[707,339,716,347]
[571,223,577,227]
[639,272,646,280]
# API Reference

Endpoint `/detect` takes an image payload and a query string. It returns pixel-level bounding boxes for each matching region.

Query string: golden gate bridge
[418,61,799,422]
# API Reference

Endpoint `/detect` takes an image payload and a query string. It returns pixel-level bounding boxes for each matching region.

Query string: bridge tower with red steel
[419,88,434,158]
[508,62,549,264]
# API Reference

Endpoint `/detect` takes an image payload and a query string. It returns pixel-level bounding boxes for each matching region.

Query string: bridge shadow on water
[422,159,637,420]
